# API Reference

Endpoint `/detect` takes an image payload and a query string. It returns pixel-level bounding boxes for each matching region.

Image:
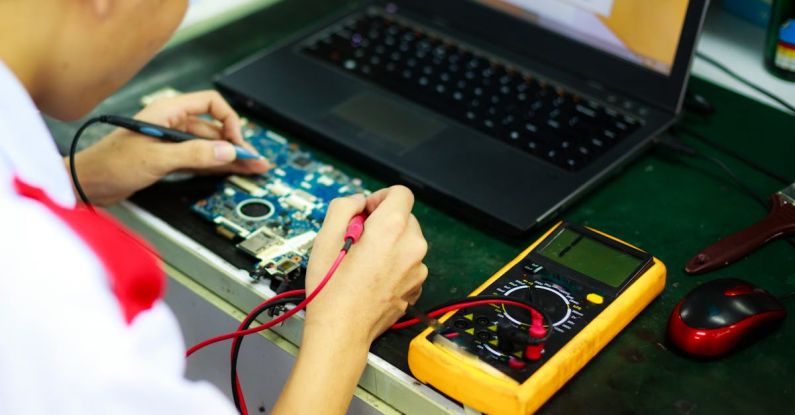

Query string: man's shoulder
[0,187,104,280]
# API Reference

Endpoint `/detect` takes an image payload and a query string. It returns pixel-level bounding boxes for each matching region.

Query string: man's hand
[303,186,428,343]
[66,91,270,205]
[272,186,428,415]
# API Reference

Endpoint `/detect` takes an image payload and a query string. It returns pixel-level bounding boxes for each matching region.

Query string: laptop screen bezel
[393,0,708,114]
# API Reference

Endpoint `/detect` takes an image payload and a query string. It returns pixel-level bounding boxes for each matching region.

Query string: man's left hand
[66,90,270,206]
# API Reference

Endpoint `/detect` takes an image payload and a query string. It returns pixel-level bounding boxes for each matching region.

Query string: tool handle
[685,194,795,274]
[100,115,196,142]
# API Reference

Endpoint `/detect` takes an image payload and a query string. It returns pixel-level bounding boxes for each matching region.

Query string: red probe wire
[186,249,345,357]
[186,214,367,358]
[390,299,545,330]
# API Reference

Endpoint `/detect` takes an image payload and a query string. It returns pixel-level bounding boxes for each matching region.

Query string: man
[0,1,428,414]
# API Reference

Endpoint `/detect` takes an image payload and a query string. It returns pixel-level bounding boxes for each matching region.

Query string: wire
[698,153,769,210]
[695,51,795,114]
[659,133,772,210]
[231,295,305,414]
[659,133,795,252]
[391,295,553,343]
[186,248,348,356]
[673,125,792,186]
[69,117,104,210]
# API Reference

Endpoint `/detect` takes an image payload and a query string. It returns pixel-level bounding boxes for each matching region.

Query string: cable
[779,291,795,301]
[223,215,366,413]
[391,295,553,343]
[672,125,792,186]
[698,153,769,210]
[659,133,795,252]
[695,51,795,114]
[230,295,305,414]
[657,134,769,209]
[69,117,104,210]
[192,214,365,413]
[186,249,347,356]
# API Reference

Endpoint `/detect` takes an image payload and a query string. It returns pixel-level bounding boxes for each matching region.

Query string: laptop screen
[473,0,690,75]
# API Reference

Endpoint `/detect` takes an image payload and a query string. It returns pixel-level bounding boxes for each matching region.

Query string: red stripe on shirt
[14,178,164,324]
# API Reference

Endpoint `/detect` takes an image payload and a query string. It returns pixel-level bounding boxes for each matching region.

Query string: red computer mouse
[667,278,787,358]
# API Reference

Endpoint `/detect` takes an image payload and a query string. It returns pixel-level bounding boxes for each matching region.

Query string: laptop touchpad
[330,93,444,153]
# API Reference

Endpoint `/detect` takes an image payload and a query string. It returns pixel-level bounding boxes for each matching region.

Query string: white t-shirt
[0,60,238,414]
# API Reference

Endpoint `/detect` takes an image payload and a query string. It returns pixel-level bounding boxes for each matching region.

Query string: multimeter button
[453,319,471,329]
[586,293,604,304]
[508,357,526,369]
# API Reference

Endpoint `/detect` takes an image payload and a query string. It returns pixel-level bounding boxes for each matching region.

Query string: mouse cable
[658,134,795,252]
[695,51,795,115]
[671,125,792,186]
[657,134,769,209]
[780,291,795,301]
[778,291,795,301]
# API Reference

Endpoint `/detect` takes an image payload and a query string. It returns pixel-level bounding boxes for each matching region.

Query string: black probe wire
[69,116,105,210]
[695,51,795,115]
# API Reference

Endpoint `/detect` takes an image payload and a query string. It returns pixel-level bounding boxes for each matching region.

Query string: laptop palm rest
[327,93,444,155]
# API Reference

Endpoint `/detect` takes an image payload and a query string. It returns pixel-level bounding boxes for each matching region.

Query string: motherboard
[191,119,369,287]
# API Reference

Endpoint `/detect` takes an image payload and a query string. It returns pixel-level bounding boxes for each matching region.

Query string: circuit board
[190,117,369,285]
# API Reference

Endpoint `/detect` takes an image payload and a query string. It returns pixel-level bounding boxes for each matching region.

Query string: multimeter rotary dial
[493,268,584,333]
[501,284,571,327]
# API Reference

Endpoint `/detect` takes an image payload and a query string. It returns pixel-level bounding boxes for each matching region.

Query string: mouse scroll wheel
[724,285,755,296]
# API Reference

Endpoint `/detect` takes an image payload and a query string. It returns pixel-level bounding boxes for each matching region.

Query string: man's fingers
[316,195,368,245]
[161,91,243,143]
[186,159,271,176]
[404,264,427,305]
[366,185,415,225]
[185,117,224,140]
[153,140,239,174]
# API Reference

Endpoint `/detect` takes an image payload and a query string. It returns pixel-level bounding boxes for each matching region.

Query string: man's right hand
[304,185,429,345]
[272,185,428,415]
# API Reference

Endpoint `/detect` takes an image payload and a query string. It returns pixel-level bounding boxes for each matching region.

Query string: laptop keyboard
[303,13,640,171]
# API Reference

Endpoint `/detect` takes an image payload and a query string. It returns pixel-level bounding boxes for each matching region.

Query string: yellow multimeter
[408,222,666,415]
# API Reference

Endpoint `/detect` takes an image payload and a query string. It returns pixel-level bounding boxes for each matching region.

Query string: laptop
[216,0,709,236]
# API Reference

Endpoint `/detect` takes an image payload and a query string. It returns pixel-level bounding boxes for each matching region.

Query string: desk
[49,0,795,413]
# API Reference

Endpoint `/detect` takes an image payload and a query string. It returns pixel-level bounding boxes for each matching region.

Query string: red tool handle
[685,194,795,274]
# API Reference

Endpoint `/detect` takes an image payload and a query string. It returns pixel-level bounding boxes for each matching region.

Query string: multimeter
[408,222,666,414]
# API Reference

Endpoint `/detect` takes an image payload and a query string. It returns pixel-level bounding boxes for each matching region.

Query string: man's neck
[0,2,64,105]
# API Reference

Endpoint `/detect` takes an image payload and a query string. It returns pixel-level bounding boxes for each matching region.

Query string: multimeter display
[537,228,645,288]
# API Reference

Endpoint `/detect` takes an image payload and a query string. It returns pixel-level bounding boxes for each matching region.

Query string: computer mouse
[667,278,787,358]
